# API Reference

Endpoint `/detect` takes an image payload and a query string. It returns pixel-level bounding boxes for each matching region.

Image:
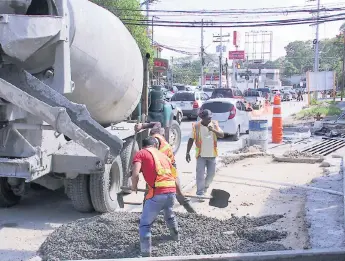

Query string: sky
[148,0,345,61]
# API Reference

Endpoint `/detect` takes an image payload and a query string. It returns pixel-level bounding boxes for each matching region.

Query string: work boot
[169,227,180,241]
[196,194,205,202]
[140,236,152,257]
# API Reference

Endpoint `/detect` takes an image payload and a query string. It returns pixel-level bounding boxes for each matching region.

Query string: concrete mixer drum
[0,0,151,213]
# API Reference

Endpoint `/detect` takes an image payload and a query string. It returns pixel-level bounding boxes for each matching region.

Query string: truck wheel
[121,138,139,194]
[90,156,123,213]
[169,120,182,154]
[67,175,94,213]
[0,178,21,207]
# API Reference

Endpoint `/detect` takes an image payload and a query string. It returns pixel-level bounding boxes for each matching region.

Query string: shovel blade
[209,189,230,208]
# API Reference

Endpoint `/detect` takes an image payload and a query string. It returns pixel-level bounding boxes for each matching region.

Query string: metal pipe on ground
[65,248,345,261]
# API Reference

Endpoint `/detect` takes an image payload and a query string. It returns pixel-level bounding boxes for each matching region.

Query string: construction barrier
[272,95,283,143]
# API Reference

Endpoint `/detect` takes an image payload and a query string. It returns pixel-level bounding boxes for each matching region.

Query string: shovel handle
[121,186,229,202]
[121,186,147,193]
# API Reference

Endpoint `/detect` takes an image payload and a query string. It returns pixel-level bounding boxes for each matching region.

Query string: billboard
[307,71,335,91]
[229,50,245,60]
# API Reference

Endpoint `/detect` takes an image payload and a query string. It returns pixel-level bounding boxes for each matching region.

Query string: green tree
[284,40,314,73]
[282,61,298,77]
[173,56,200,84]
[90,0,153,58]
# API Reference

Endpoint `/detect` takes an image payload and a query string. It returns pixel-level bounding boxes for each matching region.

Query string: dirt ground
[177,156,326,250]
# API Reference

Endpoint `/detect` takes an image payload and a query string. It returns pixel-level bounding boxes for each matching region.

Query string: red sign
[229,50,245,60]
[154,59,168,68]
[233,31,240,47]
[153,58,169,73]
[205,75,219,81]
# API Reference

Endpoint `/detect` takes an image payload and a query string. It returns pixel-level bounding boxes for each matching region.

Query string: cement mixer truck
[0,0,181,213]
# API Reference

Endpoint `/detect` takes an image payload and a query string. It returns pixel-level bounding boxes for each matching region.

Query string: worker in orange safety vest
[186,109,224,201]
[131,137,182,257]
[134,122,195,212]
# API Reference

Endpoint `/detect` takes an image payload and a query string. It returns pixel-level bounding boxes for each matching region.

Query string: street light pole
[152,16,154,46]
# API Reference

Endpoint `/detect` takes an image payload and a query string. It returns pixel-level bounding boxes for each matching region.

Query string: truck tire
[121,138,139,194]
[169,120,182,154]
[67,175,94,213]
[90,156,123,213]
[0,178,21,207]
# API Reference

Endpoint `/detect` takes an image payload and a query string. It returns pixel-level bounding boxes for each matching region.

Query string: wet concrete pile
[283,150,319,158]
[235,145,264,154]
[39,212,288,261]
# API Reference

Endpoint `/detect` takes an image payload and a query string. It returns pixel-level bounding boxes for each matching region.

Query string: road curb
[70,248,345,261]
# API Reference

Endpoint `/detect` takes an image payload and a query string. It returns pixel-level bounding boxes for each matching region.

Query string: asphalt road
[176,100,307,191]
[0,100,306,261]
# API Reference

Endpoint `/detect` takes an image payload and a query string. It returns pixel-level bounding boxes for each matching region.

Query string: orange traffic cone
[272,95,283,143]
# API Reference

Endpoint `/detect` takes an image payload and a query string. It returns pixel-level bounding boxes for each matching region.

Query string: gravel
[39,212,287,260]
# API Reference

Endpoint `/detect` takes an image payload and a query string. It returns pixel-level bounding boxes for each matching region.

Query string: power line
[116,4,345,15]
[123,14,345,28]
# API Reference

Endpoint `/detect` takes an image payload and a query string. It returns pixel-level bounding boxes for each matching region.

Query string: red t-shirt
[133,149,176,195]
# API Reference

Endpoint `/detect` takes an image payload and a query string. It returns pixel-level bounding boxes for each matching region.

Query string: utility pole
[171,56,174,88]
[312,0,321,99]
[200,19,204,90]
[225,58,229,88]
[313,0,320,73]
[151,16,154,46]
[219,27,223,88]
[146,1,149,37]
[213,29,230,88]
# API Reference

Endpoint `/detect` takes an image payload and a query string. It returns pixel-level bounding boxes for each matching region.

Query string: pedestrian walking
[131,137,181,257]
[135,122,194,211]
[185,109,224,201]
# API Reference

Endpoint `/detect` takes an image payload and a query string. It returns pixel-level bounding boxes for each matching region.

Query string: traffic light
[237,63,241,69]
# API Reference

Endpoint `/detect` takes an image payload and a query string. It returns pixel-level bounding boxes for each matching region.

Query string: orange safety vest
[192,120,219,158]
[144,147,176,200]
[152,133,175,165]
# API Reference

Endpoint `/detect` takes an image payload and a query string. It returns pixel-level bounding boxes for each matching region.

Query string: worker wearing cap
[134,122,194,211]
[131,137,180,257]
[135,122,175,165]
[186,109,224,201]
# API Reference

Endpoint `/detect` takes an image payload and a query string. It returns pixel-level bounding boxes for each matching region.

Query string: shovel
[119,186,231,209]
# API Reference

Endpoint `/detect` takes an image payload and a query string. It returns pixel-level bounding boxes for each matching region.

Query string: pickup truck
[243,90,266,109]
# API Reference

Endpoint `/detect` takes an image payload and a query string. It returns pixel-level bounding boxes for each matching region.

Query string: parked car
[202,87,215,98]
[295,87,307,94]
[210,88,244,100]
[174,84,193,92]
[170,91,209,119]
[199,98,252,141]
[289,89,297,99]
[256,88,272,101]
[243,90,265,108]
[281,90,292,101]
[272,89,281,99]
[171,104,183,124]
